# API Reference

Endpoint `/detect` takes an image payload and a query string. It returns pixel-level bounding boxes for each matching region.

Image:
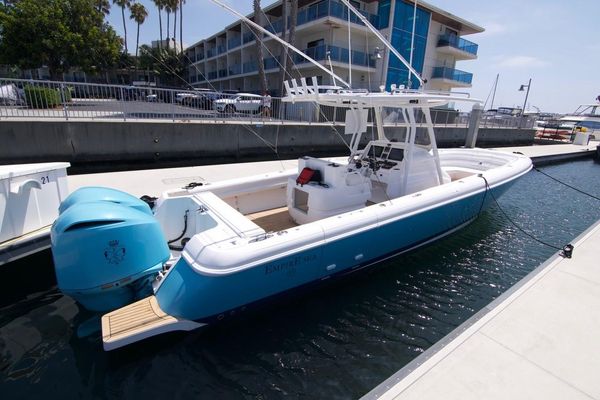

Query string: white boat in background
[537,102,600,140]
[48,0,532,351]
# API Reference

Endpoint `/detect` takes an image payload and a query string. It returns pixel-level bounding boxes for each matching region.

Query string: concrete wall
[0,120,535,169]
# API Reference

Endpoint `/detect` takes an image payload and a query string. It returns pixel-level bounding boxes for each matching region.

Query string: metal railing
[437,34,479,56]
[0,78,531,130]
[431,67,473,85]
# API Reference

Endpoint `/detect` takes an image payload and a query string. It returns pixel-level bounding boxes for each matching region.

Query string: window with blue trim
[378,0,391,29]
[385,1,430,89]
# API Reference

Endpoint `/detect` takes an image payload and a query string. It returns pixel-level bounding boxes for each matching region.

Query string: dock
[493,140,600,165]
[363,219,600,400]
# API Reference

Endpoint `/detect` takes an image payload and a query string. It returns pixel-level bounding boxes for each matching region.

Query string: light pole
[518,78,532,116]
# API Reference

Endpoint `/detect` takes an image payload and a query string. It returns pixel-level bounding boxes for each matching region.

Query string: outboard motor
[51,188,170,312]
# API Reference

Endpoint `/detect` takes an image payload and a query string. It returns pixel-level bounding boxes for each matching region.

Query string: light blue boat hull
[156,183,511,323]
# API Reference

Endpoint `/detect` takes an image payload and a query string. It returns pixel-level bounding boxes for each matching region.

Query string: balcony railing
[431,67,473,84]
[228,37,241,50]
[229,64,242,76]
[243,61,257,74]
[207,71,218,80]
[295,45,376,68]
[218,69,228,78]
[206,48,216,58]
[243,31,255,44]
[296,0,379,28]
[437,34,478,56]
[264,56,280,70]
[216,45,226,56]
[260,0,379,39]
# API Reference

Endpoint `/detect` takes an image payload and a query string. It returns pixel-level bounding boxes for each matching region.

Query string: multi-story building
[184,0,483,96]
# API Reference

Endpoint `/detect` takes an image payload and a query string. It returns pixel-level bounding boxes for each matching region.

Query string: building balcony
[228,37,241,50]
[296,0,379,29]
[436,34,478,60]
[243,61,257,74]
[218,69,228,78]
[259,0,379,39]
[229,64,242,76]
[430,67,473,87]
[243,31,255,44]
[207,71,218,80]
[296,44,376,68]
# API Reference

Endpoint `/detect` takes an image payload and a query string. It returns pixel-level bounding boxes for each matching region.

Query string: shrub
[24,86,62,109]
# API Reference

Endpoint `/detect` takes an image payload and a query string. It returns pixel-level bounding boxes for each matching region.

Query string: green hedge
[24,85,72,109]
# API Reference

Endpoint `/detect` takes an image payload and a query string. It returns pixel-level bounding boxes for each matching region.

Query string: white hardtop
[0,162,70,181]
[282,77,479,109]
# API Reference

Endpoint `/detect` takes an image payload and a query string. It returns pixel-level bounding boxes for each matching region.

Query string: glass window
[368,145,385,158]
[385,1,430,89]
[388,148,404,161]
[378,0,390,29]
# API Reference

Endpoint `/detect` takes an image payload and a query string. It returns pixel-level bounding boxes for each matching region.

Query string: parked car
[214,93,266,114]
[175,91,197,103]
[182,91,223,110]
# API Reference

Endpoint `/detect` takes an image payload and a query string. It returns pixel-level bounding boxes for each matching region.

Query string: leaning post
[465,103,483,148]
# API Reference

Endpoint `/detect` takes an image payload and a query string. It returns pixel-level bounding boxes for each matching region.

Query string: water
[2,159,600,399]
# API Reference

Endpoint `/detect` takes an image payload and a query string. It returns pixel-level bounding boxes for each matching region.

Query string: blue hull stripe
[156,183,513,322]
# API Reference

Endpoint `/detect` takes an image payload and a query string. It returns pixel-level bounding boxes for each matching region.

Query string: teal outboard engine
[51,187,170,312]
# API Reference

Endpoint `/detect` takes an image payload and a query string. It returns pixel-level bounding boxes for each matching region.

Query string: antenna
[347,5,352,87]
[338,0,424,87]
[209,0,351,89]
[408,0,418,88]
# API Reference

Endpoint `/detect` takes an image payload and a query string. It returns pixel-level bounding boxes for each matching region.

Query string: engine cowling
[51,188,169,312]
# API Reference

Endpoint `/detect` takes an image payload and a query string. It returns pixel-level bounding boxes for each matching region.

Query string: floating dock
[363,219,600,400]
[493,141,599,165]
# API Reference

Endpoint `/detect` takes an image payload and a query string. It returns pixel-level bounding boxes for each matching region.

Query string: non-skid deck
[101,296,202,351]
[246,206,298,232]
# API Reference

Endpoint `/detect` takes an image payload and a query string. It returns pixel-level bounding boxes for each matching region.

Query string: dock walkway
[363,219,600,400]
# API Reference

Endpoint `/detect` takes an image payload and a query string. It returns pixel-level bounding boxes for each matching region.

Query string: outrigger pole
[209,0,351,89]
[338,0,424,87]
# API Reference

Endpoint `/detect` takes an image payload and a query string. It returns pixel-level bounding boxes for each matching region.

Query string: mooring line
[479,175,573,257]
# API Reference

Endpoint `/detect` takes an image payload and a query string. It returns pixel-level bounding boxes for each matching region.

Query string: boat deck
[101,296,202,351]
[246,206,298,232]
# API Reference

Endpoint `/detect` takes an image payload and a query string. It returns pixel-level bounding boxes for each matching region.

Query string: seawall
[0,120,535,171]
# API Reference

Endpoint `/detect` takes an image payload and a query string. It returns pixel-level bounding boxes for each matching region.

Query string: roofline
[407,0,484,35]
[187,0,484,50]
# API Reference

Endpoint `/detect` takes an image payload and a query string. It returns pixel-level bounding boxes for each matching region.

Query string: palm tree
[153,0,164,49]
[96,0,111,16]
[113,0,132,54]
[172,0,178,51]
[165,0,179,51]
[253,0,268,95]
[164,1,171,49]
[285,0,298,76]
[130,2,148,58]
[278,0,288,93]
[179,0,185,54]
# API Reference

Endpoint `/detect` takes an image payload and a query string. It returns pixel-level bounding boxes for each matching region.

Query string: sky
[107,0,600,113]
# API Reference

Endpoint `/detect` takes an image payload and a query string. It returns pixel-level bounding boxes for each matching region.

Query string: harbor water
[1,158,600,399]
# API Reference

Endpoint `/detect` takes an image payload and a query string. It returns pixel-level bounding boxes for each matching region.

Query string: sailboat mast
[490,73,499,110]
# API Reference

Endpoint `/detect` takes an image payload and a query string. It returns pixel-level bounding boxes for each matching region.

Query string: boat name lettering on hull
[265,254,317,275]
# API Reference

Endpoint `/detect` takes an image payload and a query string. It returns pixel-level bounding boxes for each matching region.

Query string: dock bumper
[101,296,204,351]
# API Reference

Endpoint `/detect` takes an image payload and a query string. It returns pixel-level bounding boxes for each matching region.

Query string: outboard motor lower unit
[51,188,170,312]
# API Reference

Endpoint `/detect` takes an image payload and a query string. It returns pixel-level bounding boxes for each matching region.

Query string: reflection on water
[1,159,600,399]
